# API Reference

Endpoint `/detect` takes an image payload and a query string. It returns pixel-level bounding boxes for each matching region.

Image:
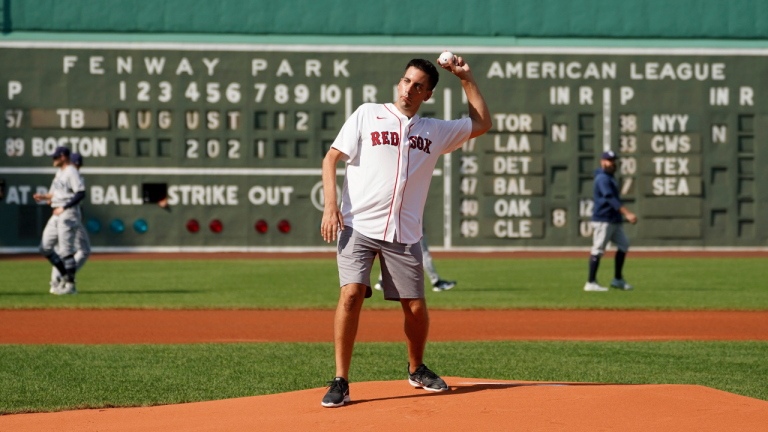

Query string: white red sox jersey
[49,165,85,208]
[332,103,471,245]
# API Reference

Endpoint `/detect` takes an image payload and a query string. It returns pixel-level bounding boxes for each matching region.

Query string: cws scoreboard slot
[0,44,766,250]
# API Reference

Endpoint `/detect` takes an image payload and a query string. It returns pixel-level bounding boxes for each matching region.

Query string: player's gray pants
[40,207,82,258]
[378,229,440,285]
[590,222,630,256]
[51,221,91,282]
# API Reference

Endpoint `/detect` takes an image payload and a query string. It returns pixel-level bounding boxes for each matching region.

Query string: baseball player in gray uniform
[49,153,91,292]
[319,53,491,407]
[33,147,86,295]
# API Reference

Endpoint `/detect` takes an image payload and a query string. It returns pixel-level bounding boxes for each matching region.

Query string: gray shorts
[337,227,424,301]
[590,221,630,256]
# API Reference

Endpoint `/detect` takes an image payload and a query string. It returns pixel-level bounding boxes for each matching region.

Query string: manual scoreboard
[1,41,765,250]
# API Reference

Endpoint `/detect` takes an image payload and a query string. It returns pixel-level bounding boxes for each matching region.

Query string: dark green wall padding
[3,0,768,39]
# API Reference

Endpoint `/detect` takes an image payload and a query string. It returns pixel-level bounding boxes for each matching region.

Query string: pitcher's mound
[2,378,766,431]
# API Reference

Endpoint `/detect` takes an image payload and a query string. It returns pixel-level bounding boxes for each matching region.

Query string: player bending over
[49,153,91,292]
[374,227,456,292]
[584,151,638,292]
[33,147,86,295]
[319,53,491,407]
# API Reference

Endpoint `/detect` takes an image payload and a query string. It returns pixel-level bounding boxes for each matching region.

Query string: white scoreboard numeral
[5,138,24,157]
[296,112,309,131]
[137,81,150,101]
[158,81,172,103]
[185,82,201,102]
[619,114,637,133]
[461,220,479,238]
[254,83,267,103]
[620,135,637,153]
[460,177,477,195]
[552,209,567,227]
[5,109,22,128]
[226,83,241,103]
[294,84,309,104]
[275,84,289,104]
[206,83,221,103]
[620,157,636,175]
[206,139,221,158]
[579,199,594,217]
[460,199,479,217]
[460,156,478,174]
[186,139,199,158]
[227,139,241,159]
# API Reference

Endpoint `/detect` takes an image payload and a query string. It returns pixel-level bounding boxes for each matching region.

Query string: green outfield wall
[1,2,767,252]
[3,0,768,39]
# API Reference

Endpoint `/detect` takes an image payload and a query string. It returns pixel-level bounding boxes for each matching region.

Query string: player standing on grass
[33,147,86,295]
[319,53,491,407]
[49,153,91,293]
[584,151,638,292]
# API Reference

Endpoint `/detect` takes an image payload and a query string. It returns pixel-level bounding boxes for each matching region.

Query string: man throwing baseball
[319,53,491,407]
[584,151,638,292]
[34,146,86,295]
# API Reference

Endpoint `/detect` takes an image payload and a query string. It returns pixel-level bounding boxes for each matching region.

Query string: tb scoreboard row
[0,41,766,249]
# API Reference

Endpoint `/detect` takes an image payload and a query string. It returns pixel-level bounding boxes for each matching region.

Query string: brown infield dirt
[2,309,768,344]
[2,378,767,431]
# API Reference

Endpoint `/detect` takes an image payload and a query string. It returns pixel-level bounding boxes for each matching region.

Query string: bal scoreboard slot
[0,42,765,251]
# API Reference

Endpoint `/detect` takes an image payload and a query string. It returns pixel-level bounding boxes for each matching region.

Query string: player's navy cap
[52,146,71,158]
[601,150,617,160]
[71,153,83,166]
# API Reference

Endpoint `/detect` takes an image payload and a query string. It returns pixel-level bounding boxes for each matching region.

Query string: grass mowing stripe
[1,341,766,413]
[2,258,767,310]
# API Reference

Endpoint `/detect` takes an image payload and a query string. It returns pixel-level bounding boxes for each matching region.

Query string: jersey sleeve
[436,118,473,154]
[330,105,365,163]
[67,167,86,193]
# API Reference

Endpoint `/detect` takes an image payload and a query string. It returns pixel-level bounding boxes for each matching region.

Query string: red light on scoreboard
[277,219,291,233]
[210,219,223,233]
[186,219,200,233]
[255,220,268,233]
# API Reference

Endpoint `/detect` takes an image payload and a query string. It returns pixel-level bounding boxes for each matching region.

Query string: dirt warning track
[2,309,767,344]
[2,378,766,431]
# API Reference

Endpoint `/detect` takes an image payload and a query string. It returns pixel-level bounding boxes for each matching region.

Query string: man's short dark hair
[405,59,439,91]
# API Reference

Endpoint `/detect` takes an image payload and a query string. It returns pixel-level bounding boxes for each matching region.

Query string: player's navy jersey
[49,165,85,208]
[332,103,471,244]
[591,168,623,223]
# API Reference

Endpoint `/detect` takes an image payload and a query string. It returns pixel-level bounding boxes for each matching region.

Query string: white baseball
[438,51,456,66]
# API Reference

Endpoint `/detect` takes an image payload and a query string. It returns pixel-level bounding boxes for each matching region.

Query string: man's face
[601,158,616,173]
[53,156,64,167]
[396,67,433,112]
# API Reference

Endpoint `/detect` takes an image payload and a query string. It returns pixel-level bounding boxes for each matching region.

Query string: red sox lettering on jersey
[332,103,471,244]
[371,131,432,154]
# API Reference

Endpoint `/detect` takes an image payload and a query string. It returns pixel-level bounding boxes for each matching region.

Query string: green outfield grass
[1,258,766,310]
[1,341,766,413]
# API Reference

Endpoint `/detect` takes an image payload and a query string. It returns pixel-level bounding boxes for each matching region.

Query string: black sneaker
[408,363,449,392]
[321,377,350,407]
[432,280,456,292]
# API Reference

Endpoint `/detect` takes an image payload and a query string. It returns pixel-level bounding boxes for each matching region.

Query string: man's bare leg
[334,283,367,379]
[401,298,429,373]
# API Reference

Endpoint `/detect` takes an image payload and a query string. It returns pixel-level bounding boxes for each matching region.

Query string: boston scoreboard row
[0,42,765,250]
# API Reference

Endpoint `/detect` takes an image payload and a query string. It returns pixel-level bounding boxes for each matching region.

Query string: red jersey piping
[382,104,402,242]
